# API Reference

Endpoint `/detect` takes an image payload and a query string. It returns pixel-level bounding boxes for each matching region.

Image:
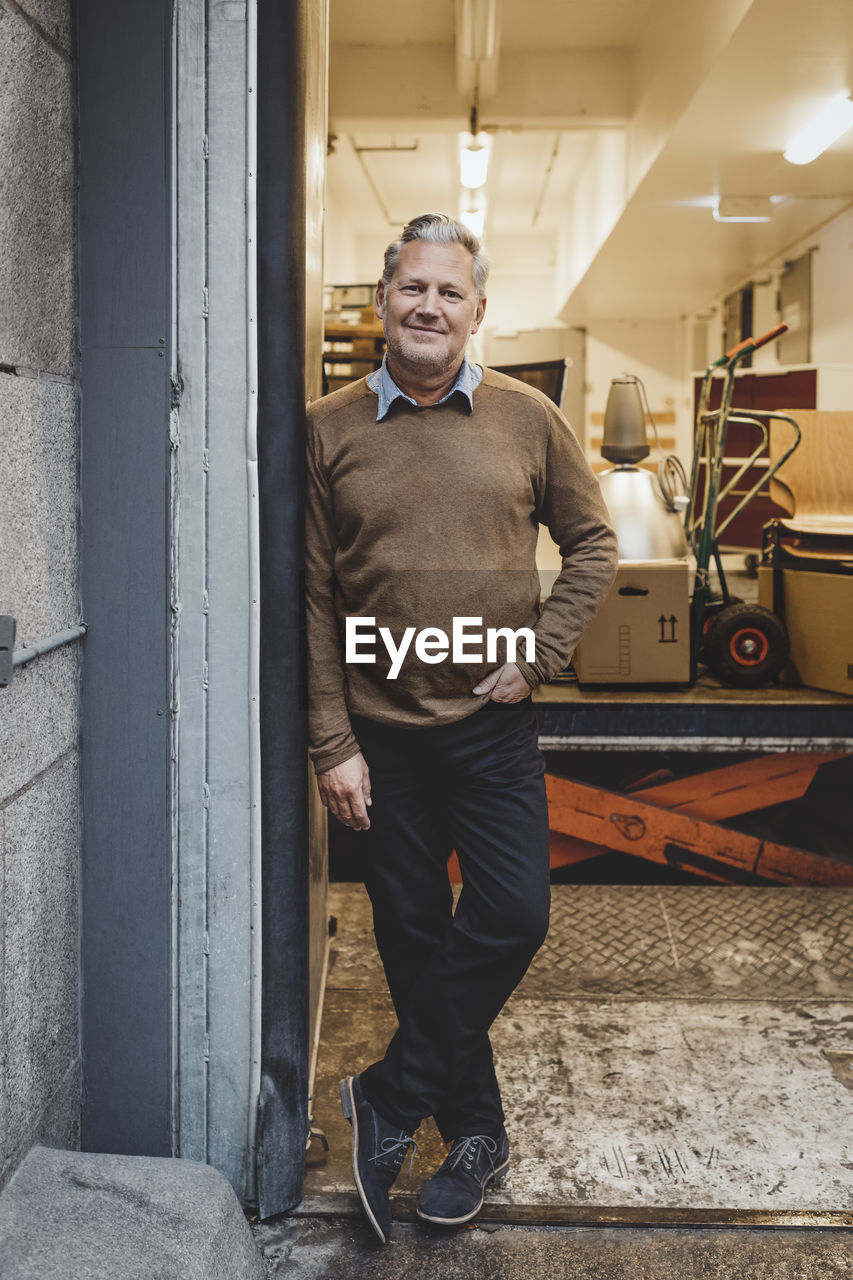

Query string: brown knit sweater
[306,367,618,773]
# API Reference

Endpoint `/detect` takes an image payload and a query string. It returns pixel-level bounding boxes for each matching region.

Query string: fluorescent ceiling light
[457,0,499,62]
[714,196,772,223]
[784,91,853,165]
[669,195,787,211]
[459,132,491,189]
[666,196,719,208]
[460,206,486,237]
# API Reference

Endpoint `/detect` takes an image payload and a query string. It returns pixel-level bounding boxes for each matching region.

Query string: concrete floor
[299,884,853,1222]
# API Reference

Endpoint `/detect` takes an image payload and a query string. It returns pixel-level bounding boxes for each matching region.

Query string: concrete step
[0,1145,266,1279]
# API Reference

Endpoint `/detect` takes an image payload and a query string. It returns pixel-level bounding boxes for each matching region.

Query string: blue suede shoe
[416,1131,510,1226]
[340,1075,418,1244]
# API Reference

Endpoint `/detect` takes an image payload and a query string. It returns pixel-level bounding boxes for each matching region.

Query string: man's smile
[374,240,486,382]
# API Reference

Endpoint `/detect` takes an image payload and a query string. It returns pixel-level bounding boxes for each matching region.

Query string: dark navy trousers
[353,698,551,1141]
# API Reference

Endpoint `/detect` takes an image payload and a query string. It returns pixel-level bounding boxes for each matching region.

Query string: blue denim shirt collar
[367,355,483,421]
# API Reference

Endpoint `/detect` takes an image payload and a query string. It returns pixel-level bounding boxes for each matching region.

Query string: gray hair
[382,213,490,301]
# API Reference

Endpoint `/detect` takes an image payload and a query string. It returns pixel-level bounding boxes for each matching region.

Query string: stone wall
[0,0,81,1186]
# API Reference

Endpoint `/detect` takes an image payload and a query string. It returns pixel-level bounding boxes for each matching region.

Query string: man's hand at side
[472,662,531,704]
[316,752,373,831]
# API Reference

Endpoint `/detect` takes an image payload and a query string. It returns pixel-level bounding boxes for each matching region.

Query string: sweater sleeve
[519,404,619,687]
[305,418,362,774]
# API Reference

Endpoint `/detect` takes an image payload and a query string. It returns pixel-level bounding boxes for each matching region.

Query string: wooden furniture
[323,307,384,393]
[769,409,853,533]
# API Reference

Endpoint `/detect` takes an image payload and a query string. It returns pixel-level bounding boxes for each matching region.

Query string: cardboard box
[758,565,853,696]
[574,561,690,684]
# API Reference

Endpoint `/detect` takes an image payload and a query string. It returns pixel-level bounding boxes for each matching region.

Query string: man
[306,213,617,1242]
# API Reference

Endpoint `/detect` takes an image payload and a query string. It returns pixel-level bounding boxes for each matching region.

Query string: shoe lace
[370,1133,420,1176]
[448,1134,498,1175]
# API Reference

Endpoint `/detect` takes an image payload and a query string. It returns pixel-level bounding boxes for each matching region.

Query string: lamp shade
[602,376,649,464]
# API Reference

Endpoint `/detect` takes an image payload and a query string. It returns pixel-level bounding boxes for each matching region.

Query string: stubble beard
[384,328,461,378]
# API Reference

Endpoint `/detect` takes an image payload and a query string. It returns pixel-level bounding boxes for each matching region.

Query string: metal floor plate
[527,885,853,1000]
[327,883,853,1001]
[303,884,853,1222]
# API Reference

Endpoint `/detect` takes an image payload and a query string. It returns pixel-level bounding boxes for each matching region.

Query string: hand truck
[684,322,802,686]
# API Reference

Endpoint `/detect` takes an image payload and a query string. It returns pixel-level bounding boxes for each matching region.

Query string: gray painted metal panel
[78,0,172,1155]
[255,0,317,1217]
[80,0,328,1195]
[173,0,210,1166]
[174,0,257,1191]
[77,1,172,351]
[79,348,172,1152]
[304,0,330,1202]
[204,0,255,1188]
[301,0,330,1129]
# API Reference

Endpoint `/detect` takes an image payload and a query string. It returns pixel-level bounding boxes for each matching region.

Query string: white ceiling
[326,0,853,324]
[330,0,655,50]
[567,0,853,319]
[330,1,456,48]
[498,0,655,49]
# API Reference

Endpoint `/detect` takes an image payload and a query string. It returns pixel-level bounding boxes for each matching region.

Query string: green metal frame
[684,328,801,681]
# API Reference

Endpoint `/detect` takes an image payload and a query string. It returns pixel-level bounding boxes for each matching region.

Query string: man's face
[375,240,486,377]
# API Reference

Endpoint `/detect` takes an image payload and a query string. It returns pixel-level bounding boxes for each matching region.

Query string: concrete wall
[734,204,853,395]
[0,0,81,1186]
[682,202,853,415]
[586,320,688,465]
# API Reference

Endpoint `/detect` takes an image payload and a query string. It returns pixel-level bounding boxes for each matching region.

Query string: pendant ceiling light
[459,206,486,237]
[459,131,491,188]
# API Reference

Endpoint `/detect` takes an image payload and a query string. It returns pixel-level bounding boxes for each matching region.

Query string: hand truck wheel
[703,603,789,688]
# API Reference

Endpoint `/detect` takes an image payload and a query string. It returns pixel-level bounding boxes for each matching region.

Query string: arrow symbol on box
[659,614,678,643]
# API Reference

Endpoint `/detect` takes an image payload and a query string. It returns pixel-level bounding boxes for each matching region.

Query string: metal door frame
[78,0,323,1217]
